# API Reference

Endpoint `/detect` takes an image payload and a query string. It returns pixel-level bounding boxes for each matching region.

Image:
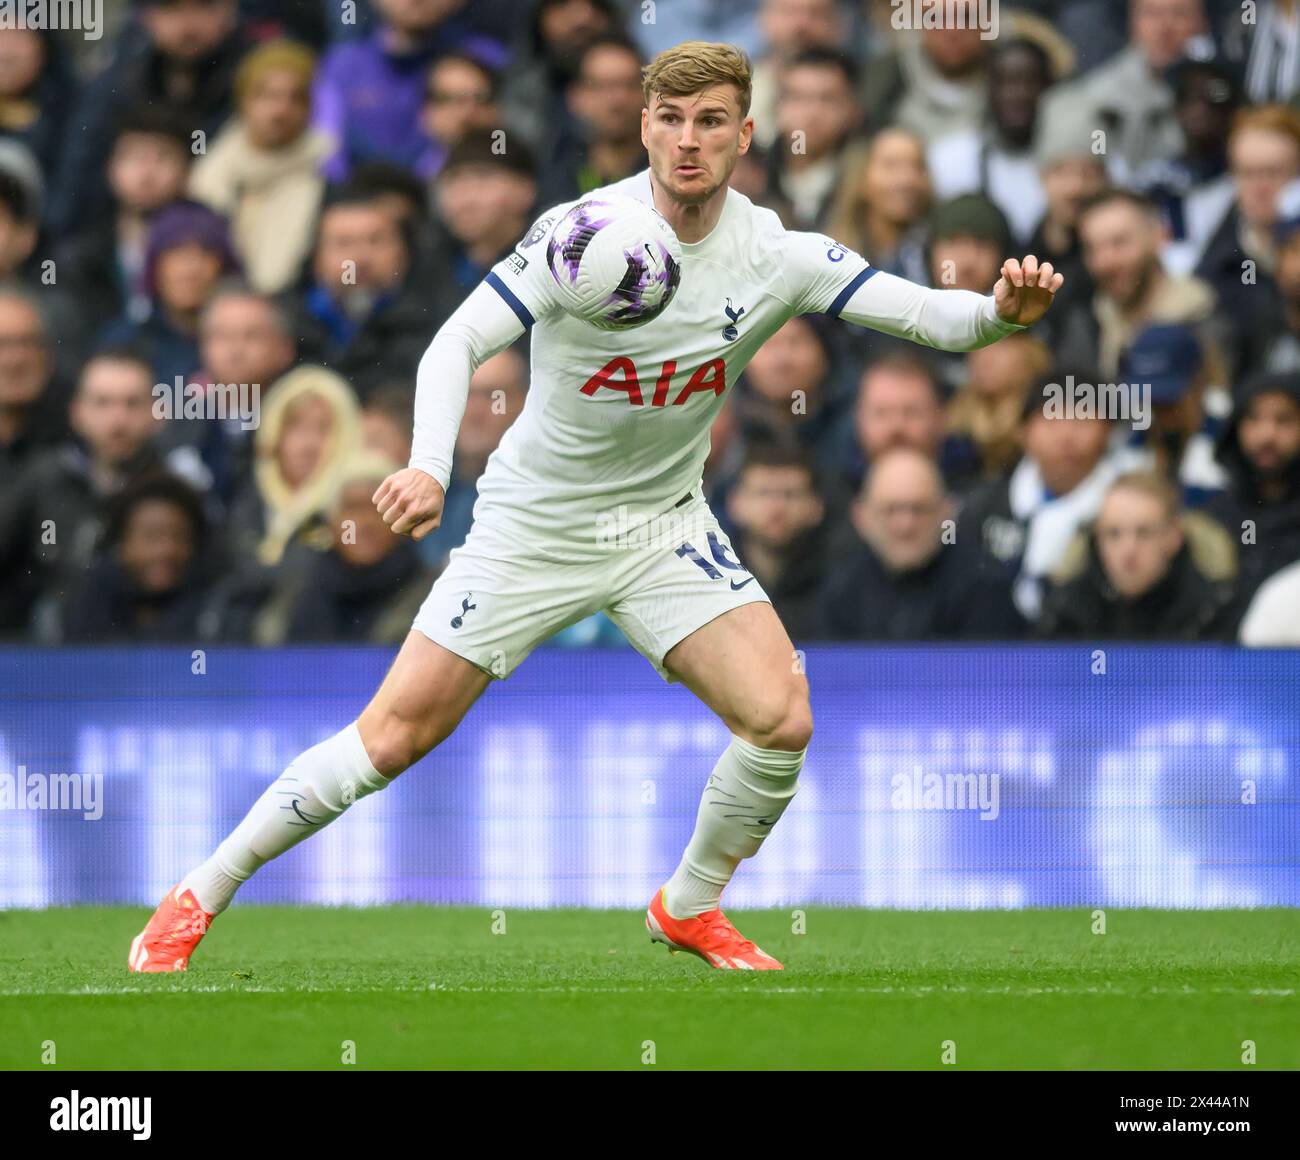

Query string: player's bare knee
[357,714,432,777]
[769,700,813,752]
[741,687,813,752]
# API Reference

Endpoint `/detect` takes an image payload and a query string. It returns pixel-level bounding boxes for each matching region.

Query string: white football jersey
[469,169,876,559]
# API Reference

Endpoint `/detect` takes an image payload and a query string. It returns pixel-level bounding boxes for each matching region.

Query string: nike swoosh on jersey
[730,576,756,590]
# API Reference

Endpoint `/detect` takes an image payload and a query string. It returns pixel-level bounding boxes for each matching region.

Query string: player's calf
[129,636,490,971]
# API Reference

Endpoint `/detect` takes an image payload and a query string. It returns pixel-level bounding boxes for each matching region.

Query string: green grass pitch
[1,907,1296,1069]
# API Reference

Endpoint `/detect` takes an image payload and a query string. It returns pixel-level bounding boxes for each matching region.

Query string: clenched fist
[372,467,446,540]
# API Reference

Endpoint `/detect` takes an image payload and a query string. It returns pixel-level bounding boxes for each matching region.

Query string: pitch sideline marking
[0,984,1293,998]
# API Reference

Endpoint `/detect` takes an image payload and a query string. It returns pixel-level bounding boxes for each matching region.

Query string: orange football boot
[128,885,214,972]
[646,887,783,970]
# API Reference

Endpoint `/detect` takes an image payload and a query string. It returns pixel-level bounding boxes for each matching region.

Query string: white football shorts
[411,492,770,681]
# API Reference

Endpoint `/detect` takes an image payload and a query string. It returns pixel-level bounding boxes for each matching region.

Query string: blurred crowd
[1,0,1299,649]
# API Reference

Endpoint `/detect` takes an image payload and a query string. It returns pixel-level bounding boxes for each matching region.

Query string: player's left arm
[785,233,1063,351]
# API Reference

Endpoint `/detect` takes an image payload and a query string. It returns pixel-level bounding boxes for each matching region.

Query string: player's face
[642,85,753,206]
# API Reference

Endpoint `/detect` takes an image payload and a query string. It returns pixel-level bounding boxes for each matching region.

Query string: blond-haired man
[133,43,1061,973]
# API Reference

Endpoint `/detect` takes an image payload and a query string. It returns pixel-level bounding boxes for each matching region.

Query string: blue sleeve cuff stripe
[486,270,535,328]
[825,265,877,318]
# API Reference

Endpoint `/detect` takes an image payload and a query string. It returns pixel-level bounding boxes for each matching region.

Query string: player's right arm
[375,209,567,539]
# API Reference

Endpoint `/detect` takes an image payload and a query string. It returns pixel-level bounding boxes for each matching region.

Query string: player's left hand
[993,255,1063,327]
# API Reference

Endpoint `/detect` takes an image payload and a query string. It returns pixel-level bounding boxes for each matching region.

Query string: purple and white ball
[545,195,683,330]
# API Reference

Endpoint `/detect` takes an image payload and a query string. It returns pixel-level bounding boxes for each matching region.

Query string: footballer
[130,41,1062,973]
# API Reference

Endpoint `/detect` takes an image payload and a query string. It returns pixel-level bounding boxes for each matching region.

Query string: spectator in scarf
[189,40,332,295]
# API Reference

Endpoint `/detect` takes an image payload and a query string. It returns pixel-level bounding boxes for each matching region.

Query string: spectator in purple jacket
[312,0,509,181]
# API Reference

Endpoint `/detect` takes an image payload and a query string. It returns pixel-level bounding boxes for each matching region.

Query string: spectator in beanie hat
[925,192,1013,393]
[189,40,332,296]
[927,194,1013,293]
[96,199,241,386]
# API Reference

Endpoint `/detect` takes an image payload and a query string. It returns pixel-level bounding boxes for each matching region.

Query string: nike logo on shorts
[730,576,756,590]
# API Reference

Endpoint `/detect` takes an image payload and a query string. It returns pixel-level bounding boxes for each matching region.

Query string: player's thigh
[356,629,492,775]
[663,600,812,751]
[412,529,602,680]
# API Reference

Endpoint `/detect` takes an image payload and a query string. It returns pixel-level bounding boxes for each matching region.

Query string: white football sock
[180,722,390,914]
[662,735,804,918]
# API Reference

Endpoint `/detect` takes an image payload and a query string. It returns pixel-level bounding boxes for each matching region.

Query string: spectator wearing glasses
[416,51,502,182]
[818,447,1023,641]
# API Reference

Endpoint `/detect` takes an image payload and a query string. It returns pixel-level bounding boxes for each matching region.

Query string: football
[545,194,683,329]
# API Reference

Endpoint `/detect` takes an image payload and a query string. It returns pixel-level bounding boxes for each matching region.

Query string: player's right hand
[373,467,445,541]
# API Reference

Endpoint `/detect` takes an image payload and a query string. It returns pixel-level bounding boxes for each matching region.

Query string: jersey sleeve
[481,207,570,326]
[782,229,1025,350]
[780,230,877,317]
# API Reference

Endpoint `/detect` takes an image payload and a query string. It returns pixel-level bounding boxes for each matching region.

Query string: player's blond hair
[642,41,752,117]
